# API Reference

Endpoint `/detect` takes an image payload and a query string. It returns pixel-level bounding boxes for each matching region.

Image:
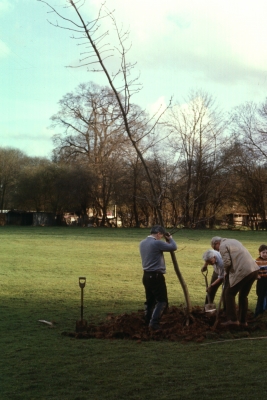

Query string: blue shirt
[139,235,178,274]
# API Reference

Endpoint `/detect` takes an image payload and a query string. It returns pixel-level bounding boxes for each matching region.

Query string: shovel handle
[79,277,86,320]
[79,277,86,288]
[202,270,212,304]
[201,270,209,288]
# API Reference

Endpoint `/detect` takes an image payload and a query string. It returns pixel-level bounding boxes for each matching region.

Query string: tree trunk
[170,251,192,320]
[40,0,192,320]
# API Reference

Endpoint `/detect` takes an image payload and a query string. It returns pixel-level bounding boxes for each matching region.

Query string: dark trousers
[224,271,258,323]
[205,271,222,304]
[142,271,168,309]
[255,277,267,317]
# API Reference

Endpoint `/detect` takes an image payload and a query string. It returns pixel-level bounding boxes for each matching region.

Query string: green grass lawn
[1,226,267,399]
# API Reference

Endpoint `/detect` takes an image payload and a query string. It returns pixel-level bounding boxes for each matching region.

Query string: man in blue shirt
[140,225,177,330]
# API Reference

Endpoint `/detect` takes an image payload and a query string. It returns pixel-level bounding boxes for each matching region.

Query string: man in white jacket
[211,236,259,326]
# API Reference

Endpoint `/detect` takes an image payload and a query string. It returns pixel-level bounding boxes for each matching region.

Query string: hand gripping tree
[38,0,192,320]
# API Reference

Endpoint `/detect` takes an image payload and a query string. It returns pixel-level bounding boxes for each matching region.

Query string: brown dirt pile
[62,306,267,342]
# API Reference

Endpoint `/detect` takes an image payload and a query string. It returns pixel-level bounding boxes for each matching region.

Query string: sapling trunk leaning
[157,212,192,322]
[39,0,193,323]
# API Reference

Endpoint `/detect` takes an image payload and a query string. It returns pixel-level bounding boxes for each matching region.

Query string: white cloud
[2,0,267,159]
[0,127,54,158]
[0,0,11,58]
[86,0,267,85]
[148,96,168,117]
[0,0,11,13]
[0,39,9,58]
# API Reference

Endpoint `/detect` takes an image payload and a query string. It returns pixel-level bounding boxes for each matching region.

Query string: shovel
[75,277,88,332]
[202,270,216,313]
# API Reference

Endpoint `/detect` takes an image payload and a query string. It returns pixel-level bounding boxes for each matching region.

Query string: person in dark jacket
[139,225,177,330]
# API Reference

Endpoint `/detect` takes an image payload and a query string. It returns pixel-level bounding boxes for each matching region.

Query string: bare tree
[232,99,267,159]
[167,90,228,226]
[15,161,97,220]
[38,0,192,317]
[51,82,131,225]
[0,148,28,211]
[230,100,267,228]
[112,152,150,228]
[225,141,267,229]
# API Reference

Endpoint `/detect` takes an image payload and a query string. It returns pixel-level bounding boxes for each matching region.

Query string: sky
[1,0,267,158]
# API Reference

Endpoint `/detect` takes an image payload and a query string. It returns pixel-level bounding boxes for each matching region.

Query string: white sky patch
[148,96,168,117]
[0,130,53,142]
[0,127,54,157]
[0,39,9,58]
[40,0,267,90]
[0,0,11,13]
[0,1,11,58]
[1,0,267,158]
[87,0,267,82]
[35,0,267,81]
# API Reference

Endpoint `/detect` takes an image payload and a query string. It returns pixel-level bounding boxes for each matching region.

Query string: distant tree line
[1,83,267,228]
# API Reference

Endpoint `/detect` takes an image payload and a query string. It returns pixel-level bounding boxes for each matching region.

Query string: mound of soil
[62,306,267,342]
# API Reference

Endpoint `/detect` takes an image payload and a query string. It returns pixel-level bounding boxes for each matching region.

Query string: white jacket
[219,238,259,287]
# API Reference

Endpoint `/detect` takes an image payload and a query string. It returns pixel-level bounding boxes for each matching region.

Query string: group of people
[203,237,259,326]
[139,225,267,330]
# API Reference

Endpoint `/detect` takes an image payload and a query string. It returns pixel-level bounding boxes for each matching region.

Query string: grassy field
[1,226,267,399]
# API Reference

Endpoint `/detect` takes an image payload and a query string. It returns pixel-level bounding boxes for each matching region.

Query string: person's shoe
[149,323,161,331]
[220,320,240,326]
